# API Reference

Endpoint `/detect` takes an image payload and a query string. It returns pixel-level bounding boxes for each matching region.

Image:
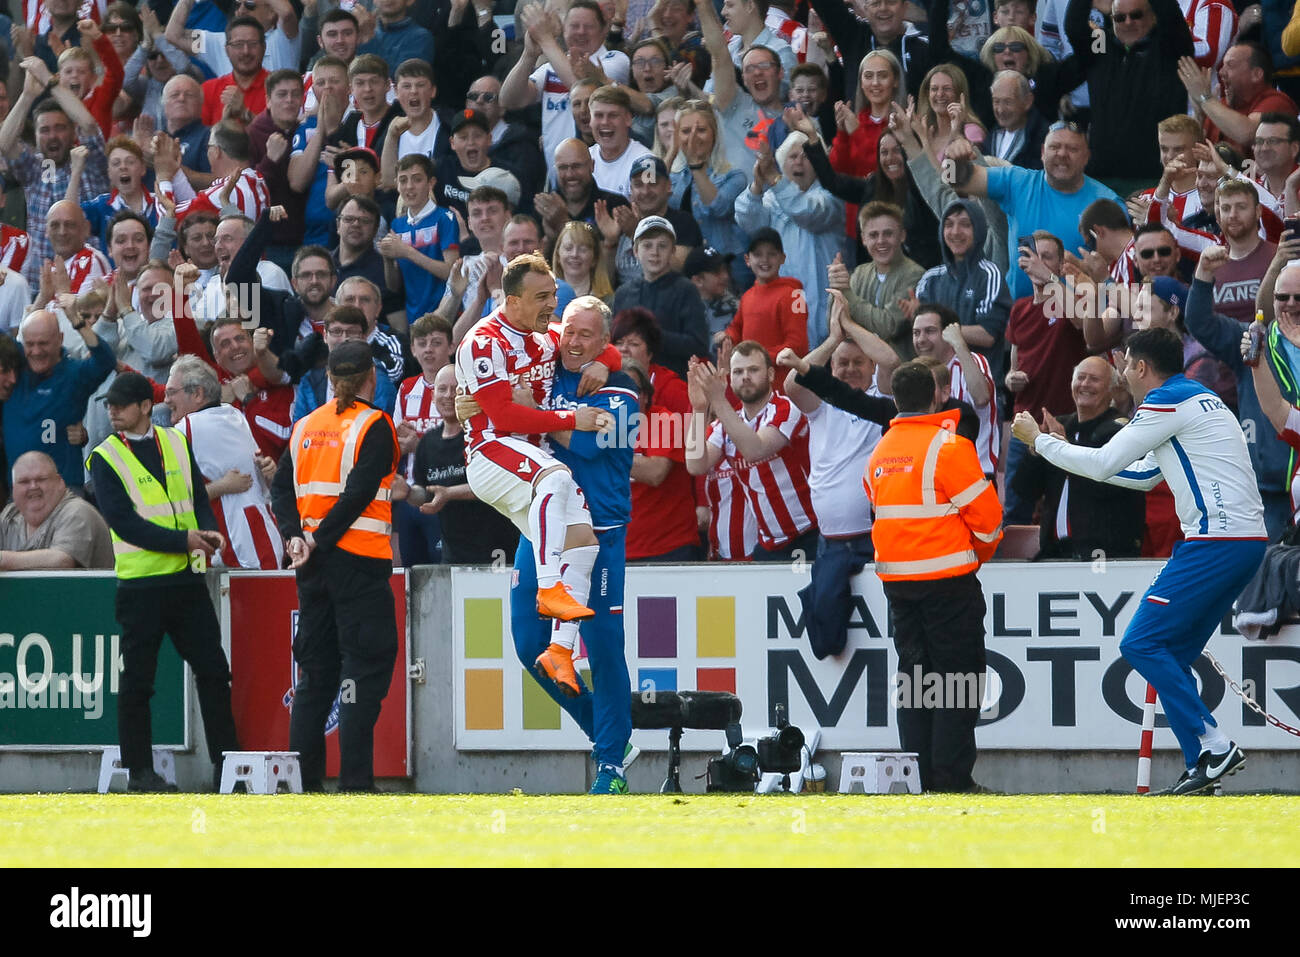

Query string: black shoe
[1163,743,1246,795]
[127,769,178,793]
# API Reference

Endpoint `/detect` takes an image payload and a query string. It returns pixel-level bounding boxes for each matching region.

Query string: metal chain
[1202,651,1300,738]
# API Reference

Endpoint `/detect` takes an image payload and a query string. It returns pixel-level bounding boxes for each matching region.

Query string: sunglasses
[1049,120,1082,133]
[991,41,1027,54]
[467,91,498,104]
[104,22,135,33]
[1112,8,1146,22]
[1275,293,1300,302]
[238,0,258,8]
[1138,246,1174,258]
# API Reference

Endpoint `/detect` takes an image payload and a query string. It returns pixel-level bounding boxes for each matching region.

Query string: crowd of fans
[3,0,1300,572]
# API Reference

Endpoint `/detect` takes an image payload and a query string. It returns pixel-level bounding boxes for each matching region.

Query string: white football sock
[550,543,598,651]
[529,472,572,589]
[1198,726,1231,755]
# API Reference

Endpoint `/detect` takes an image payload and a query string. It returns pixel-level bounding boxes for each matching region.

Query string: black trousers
[884,573,987,792]
[289,551,398,792]
[116,578,240,775]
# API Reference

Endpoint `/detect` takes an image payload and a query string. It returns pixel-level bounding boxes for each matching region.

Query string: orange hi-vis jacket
[864,409,1004,581]
[290,401,399,560]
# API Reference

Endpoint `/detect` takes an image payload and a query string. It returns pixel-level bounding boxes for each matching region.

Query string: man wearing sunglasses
[466,76,545,202]
[1065,0,1194,182]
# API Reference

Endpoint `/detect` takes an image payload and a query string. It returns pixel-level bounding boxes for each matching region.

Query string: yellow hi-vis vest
[88,428,199,579]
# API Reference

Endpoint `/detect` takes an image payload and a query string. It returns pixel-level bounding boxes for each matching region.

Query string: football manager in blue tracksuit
[508,296,638,794]
[1013,327,1267,796]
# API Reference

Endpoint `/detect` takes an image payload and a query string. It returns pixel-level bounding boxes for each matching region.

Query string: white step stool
[97,747,176,794]
[219,751,303,794]
[838,752,922,794]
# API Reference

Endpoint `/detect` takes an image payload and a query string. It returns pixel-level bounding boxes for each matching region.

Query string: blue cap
[1149,276,1187,310]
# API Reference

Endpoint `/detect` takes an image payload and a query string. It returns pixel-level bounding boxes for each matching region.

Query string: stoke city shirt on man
[455,309,560,455]
[706,391,815,550]
[391,198,460,324]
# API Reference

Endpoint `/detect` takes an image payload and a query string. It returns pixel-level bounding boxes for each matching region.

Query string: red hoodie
[725,276,808,362]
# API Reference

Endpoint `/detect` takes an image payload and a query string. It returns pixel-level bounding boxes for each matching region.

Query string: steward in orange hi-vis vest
[270,338,401,793]
[290,401,400,560]
[864,408,1004,581]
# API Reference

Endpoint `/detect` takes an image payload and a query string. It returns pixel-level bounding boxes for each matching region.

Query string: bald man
[45,200,111,296]
[161,75,215,190]
[0,451,113,569]
[534,138,629,256]
[1009,355,1147,559]
[3,310,114,489]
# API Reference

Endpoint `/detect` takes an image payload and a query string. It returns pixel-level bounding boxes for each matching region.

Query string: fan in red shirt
[170,264,295,460]
[55,20,123,139]
[622,361,702,562]
[199,19,272,127]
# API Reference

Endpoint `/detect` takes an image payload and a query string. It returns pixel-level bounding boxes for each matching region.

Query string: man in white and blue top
[1013,328,1267,796]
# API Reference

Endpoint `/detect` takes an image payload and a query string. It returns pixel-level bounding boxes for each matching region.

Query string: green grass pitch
[3,793,1299,866]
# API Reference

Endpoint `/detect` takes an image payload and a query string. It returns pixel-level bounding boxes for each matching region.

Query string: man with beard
[189,18,273,127]
[0,65,111,292]
[0,451,113,569]
[536,139,630,257]
[1181,42,1299,159]
[686,340,818,561]
[948,125,1122,299]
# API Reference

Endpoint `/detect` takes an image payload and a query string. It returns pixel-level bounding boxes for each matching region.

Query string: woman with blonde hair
[916,63,986,162]
[667,100,749,286]
[550,221,614,302]
[927,0,1083,127]
[828,48,904,182]
[652,96,685,161]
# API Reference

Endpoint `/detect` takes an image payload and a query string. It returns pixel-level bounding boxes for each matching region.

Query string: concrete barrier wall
[3,564,1299,794]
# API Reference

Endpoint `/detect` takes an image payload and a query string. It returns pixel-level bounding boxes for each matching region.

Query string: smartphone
[1017,235,1036,256]
[1285,217,1300,237]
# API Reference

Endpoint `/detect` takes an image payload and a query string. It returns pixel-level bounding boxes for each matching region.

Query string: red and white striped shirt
[24,0,104,33]
[66,245,111,294]
[1109,238,1138,284]
[1140,184,1197,225]
[1180,0,1236,69]
[181,404,284,570]
[705,458,758,561]
[946,351,1000,475]
[0,225,30,273]
[395,373,445,479]
[175,168,270,221]
[455,310,559,455]
[707,392,815,551]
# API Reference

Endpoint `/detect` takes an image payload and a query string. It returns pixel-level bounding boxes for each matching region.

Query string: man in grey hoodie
[915,198,1013,390]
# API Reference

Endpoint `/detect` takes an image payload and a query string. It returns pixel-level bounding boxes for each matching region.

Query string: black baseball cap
[683,246,730,277]
[450,108,492,135]
[746,227,783,254]
[105,372,154,406]
[328,340,374,376]
[629,154,670,183]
